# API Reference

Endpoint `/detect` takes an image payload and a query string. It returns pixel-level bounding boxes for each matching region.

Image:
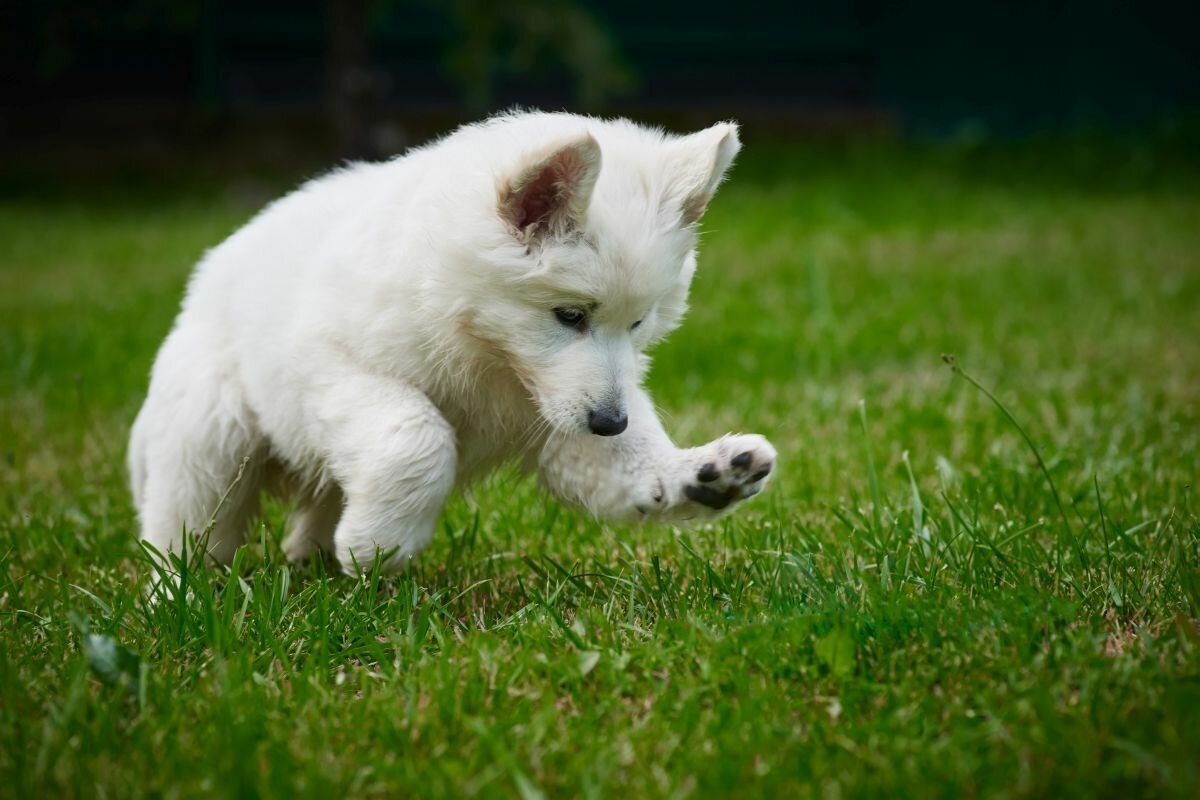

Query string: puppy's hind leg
[282,484,343,565]
[131,327,266,568]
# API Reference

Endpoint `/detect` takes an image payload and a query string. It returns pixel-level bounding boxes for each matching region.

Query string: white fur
[129,111,777,574]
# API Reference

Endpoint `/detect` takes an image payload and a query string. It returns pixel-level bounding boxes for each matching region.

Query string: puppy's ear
[499,134,601,240]
[669,122,741,225]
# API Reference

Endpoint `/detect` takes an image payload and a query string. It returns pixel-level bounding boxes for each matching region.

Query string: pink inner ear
[506,142,596,234]
[514,166,563,230]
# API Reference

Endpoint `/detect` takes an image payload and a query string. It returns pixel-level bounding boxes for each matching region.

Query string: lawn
[1,135,1198,798]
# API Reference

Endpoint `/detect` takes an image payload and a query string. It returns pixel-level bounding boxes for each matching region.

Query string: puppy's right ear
[499,134,601,241]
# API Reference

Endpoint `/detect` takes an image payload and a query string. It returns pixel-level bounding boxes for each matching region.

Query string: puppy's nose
[587,407,628,436]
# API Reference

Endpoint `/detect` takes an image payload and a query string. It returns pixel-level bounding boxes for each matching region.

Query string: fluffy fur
[129,111,777,573]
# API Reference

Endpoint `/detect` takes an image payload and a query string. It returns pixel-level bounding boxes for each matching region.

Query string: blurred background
[5,7,1200,797]
[3,0,1199,171]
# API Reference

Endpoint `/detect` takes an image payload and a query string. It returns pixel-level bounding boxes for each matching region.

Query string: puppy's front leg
[538,388,776,523]
[313,373,458,573]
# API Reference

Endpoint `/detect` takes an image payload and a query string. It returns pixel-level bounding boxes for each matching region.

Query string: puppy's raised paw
[682,434,776,512]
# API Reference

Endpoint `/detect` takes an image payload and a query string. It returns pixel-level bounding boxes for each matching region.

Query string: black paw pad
[750,466,771,482]
[685,484,736,510]
[697,462,720,483]
[731,451,753,468]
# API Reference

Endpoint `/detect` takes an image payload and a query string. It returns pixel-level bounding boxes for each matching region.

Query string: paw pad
[684,484,738,510]
[680,435,776,512]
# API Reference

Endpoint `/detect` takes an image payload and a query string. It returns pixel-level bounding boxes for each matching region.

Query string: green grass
[1,137,1198,798]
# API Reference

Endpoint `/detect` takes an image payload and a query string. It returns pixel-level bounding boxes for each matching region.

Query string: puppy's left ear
[669,122,741,225]
[499,133,602,241]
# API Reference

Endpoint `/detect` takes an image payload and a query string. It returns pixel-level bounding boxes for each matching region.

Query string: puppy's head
[464,121,741,436]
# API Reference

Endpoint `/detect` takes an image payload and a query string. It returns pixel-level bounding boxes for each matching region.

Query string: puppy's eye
[631,319,643,331]
[553,307,588,330]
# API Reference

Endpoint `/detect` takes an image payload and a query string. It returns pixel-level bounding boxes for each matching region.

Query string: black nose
[587,407,628,436]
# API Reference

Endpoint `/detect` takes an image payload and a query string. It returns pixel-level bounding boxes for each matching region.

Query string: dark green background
[5,0,1198,135]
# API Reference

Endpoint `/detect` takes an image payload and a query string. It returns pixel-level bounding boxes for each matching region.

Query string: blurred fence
[3,0,1198,157]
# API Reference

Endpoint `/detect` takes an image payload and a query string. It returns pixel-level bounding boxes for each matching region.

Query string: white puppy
[128,111,777,574]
